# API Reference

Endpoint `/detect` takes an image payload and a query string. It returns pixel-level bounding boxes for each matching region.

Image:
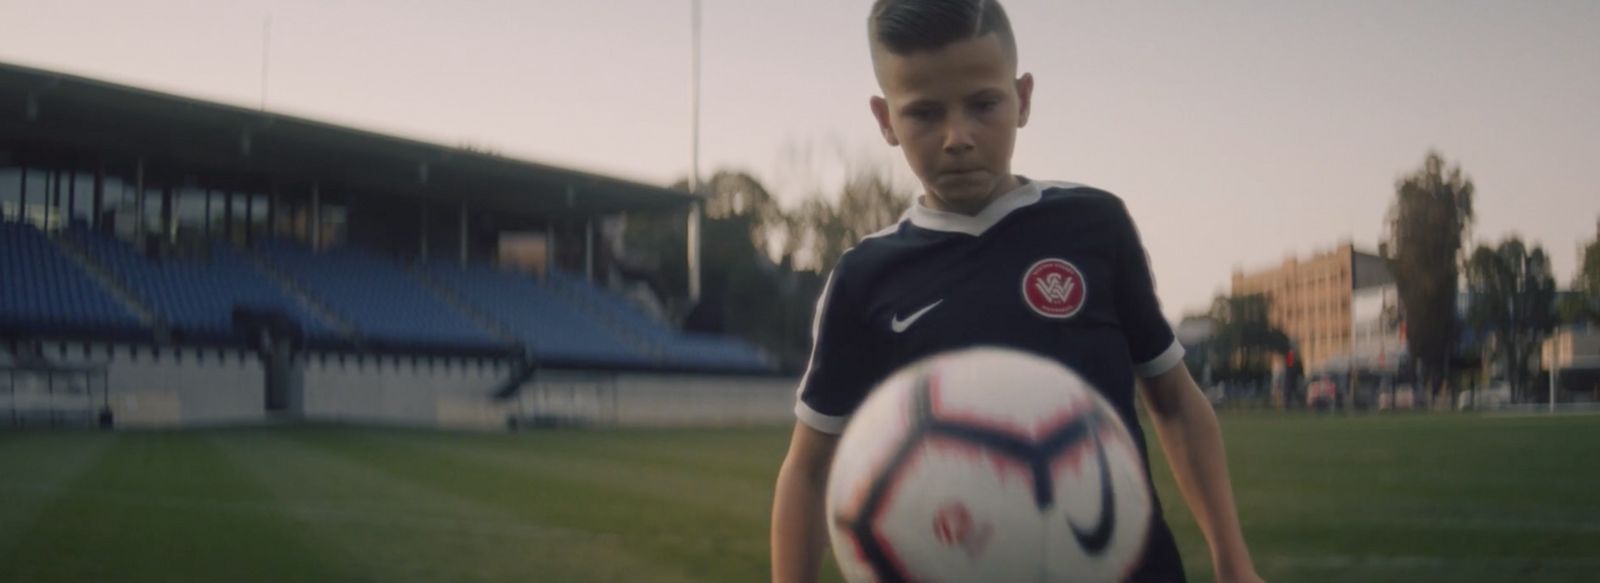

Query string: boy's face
[871,34,1033,215]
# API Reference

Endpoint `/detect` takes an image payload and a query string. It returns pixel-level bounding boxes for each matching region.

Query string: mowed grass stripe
[210,429,701,583]
[1147,413,1600,583]
[280,428,724,583]
[0,431,350,583]
[366,426,792,487]
[330,427,774,580]
[0,433,114,558]
[370,428,791,579]
[369,428,778,518]
[2,413,1596,583]
[1260,554,1600,583]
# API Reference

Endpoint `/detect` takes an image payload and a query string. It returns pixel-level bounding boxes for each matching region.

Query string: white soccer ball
[826,347,1152,583]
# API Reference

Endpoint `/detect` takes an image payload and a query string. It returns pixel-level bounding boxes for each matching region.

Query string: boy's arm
[1138,362,1265,583]
[774,254,884,582]
[771,421,840,583]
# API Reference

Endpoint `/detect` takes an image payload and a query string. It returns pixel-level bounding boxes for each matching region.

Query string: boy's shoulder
[833,179,1134,280]
[1030,180,1130,217]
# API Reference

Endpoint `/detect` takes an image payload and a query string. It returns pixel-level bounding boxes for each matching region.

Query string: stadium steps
[407,267,521,346]
[236,247,357,339]
[51,235,166,338]
[490,357,539,400]
[541,275,665,359]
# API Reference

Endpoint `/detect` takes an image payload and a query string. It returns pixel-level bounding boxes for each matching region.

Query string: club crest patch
[1022,258,1087,319]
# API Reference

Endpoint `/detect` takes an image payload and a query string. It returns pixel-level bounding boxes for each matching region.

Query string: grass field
[1,413,1598,583]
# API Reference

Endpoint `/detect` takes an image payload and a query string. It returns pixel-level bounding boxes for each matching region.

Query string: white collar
[905,178,1082,236]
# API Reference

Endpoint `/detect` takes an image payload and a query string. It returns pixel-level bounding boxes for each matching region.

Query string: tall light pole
[687,0,703,304]
[261,16,271,111]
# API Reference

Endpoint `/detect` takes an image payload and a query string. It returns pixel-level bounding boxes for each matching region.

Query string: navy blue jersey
[797,179,1189,582]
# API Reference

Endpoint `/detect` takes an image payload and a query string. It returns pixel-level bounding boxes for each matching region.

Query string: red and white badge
[1022,258,1087,319]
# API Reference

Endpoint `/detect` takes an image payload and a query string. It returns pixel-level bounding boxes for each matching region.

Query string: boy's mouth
[941,168,986,178]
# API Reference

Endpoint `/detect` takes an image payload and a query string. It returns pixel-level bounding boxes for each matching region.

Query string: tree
[1385,151,1475,400]
[787,168,912,274]
[1208,294,1292,383]
[1562,218,1600,326]
[617,167,908,371]
[1465,238,1557,401]
[619,171,807,368]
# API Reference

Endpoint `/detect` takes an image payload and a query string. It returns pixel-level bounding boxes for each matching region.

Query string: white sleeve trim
[1134,339,1186,378]
[795,400,849,435]
[795,269,838,394]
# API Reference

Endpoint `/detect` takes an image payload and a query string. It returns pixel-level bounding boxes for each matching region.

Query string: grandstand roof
[0,60,693,216]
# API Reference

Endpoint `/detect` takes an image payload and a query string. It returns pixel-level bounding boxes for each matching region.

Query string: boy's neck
[923,174,1026,216]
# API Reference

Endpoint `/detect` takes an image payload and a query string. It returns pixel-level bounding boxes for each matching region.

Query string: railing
[1,366,112,428]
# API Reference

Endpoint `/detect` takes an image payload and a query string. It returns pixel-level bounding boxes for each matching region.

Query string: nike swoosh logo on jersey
[890,300,943,333]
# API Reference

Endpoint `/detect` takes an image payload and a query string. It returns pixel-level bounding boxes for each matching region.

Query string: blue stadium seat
[546,270,769,371]
[0,223,143,337]
[67,228,332,341]
[427,264,649,366]
[1,222,766,369]
[258,240,501,351]
[439,266,770,371]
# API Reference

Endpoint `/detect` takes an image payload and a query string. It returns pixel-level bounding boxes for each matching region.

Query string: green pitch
[1,413,1596,583]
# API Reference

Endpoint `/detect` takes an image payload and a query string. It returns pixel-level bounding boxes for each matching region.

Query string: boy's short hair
[868,0,1017,62]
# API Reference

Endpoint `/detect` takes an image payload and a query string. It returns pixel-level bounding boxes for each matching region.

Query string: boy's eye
[906,107,940,122]
[972,99,1000,113]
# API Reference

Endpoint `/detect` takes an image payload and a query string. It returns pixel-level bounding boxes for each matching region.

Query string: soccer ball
[826,347,1152,583]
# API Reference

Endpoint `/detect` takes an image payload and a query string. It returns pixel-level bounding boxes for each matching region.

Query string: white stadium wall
[10,342,799,430]
[515,370,797,427]
[611,374,798,426]
[48,343,266,427]
[300,353,516,430]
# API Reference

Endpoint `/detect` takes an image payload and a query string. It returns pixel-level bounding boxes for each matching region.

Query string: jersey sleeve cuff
[795,400,849,435]
[1134,339,1185,378]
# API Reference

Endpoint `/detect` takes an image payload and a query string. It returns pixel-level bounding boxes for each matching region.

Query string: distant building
[1543,325,1600,402]
[1230,242,1392,372]
[1347,283,1405,373]
[1543,325,1600,369]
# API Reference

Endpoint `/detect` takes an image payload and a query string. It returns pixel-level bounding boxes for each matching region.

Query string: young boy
[770,1,1265,582]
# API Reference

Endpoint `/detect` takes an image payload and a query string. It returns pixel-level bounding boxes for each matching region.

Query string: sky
[2,0,1597,318]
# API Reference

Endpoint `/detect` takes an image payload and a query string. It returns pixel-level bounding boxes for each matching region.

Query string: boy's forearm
[1142,372,1258,579]
[771,457,830,583]
[773,422,842,583]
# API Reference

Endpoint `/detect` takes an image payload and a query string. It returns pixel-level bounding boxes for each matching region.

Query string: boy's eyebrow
[894,86,1010,113]
[897,97,942,112]
[966,87,1009,100]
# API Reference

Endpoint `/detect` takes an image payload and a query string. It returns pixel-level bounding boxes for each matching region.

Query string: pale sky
[3,0,1597,318]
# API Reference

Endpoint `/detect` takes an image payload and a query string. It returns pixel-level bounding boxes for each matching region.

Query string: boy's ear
[869,96,900,147]
[1016,72,1034,128]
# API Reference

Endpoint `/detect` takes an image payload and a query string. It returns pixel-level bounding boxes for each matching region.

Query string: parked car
[1306,377,1337,411]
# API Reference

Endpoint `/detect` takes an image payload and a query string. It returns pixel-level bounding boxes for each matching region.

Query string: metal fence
[1,365,111,428]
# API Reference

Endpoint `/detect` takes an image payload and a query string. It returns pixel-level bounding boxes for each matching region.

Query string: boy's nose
[934,123,972,154]
[942,118,977,155]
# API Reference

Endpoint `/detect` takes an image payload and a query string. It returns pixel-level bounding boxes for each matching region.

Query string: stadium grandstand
[0,61,790,430]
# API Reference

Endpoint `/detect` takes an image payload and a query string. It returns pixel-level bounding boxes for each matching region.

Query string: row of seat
[427,264,647,365]
[542,270,768,369]
[2,225,770,371]
[0,223,141,336]
[257,240,502,350]
[67,228,332,340]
